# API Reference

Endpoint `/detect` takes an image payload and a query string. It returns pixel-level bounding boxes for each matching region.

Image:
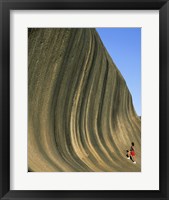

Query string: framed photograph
[0,0,169,199]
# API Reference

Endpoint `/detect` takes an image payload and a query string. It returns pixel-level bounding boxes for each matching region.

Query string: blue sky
[96,28,141,116]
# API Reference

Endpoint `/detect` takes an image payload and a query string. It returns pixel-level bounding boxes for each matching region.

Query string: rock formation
[28,28,141,172]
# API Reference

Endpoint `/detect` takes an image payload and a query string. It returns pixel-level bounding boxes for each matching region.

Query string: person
[126,142,136,164]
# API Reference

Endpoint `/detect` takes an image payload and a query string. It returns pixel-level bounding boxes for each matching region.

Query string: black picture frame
[0,0,169,199]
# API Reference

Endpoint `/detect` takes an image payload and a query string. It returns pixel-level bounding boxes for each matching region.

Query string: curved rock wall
[28,28,141,172]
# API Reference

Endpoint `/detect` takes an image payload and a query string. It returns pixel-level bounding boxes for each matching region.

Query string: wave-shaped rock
[28,28,141,172]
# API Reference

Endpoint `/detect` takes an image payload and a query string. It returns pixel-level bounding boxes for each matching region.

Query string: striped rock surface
[28,28,141,172]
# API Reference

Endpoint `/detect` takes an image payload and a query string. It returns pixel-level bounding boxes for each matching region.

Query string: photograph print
[28,28,141,172]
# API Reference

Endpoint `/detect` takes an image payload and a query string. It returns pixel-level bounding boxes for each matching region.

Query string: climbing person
[126,142,136,164]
